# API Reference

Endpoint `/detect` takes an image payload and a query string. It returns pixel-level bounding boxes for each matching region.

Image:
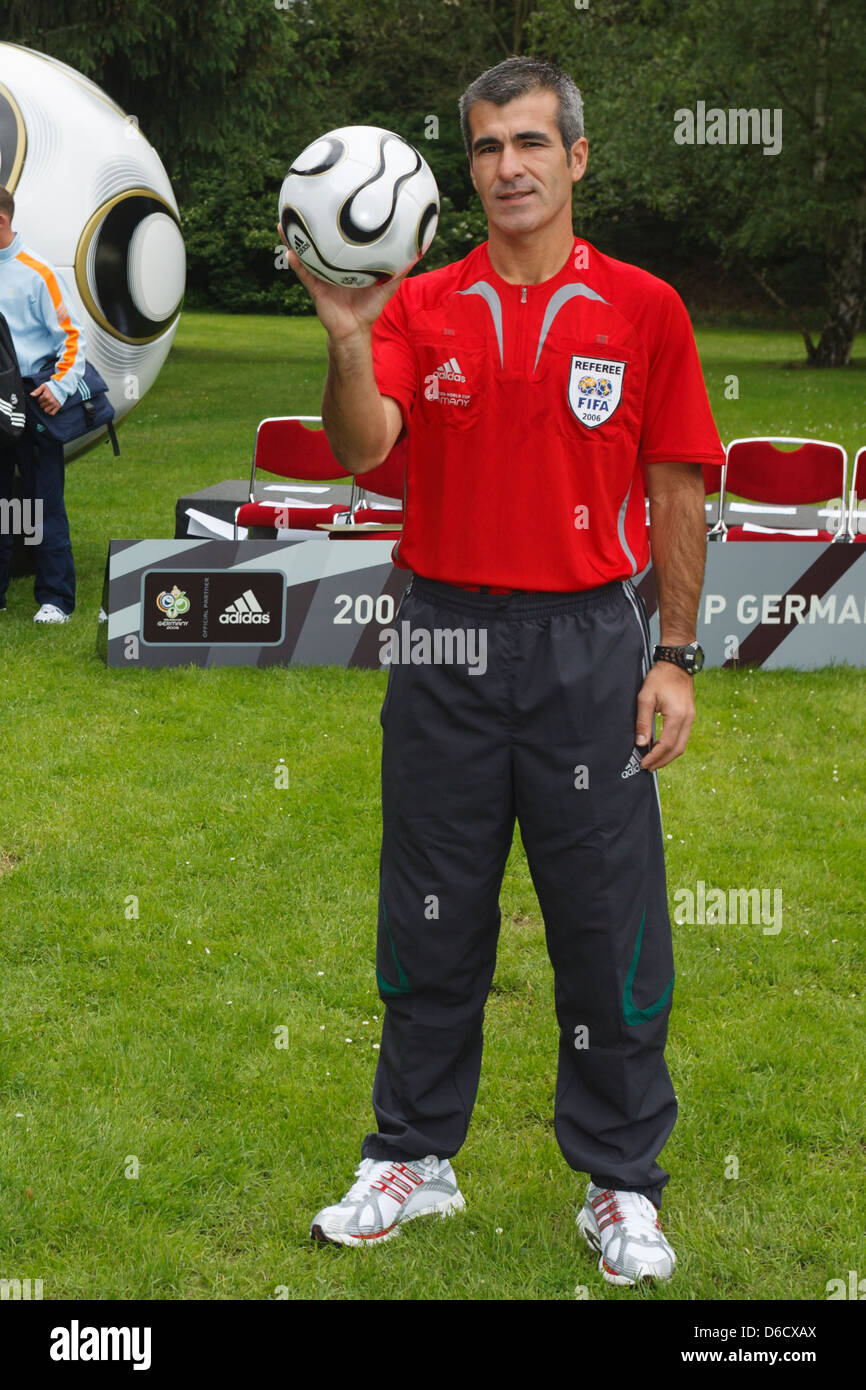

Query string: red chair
[703,459,725,539]
[714,437,848,542]
[850,447,866,542]
[234,416,404,538]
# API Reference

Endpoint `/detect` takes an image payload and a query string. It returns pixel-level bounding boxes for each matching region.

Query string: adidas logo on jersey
[424,357,471,405]
[434,356,465,382]
[219,589,270,624]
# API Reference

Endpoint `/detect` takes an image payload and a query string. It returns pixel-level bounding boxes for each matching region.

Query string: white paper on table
[741,522,819,536]
[728,502,797,514]
[263,484,330,493]
[185,507,244,540]
[259,496,331,509]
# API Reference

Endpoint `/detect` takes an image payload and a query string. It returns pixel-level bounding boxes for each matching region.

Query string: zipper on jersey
[512,285,528,370]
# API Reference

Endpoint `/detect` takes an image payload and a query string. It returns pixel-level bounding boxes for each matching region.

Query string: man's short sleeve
[639,285,724,469]
[370,286,417,433]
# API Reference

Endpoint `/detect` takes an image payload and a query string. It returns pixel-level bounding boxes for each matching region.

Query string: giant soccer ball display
[279,125,439,288]
[0,43,186,453]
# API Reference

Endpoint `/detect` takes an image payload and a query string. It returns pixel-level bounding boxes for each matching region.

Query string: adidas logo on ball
[293,234,310,254]
[220,589,270,624]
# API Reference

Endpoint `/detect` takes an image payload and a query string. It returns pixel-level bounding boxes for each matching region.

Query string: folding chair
[703,460,725,539]
[326,446,406,539]
[714,437,848,541]
[849,447,866,541]
[234,416,404,538]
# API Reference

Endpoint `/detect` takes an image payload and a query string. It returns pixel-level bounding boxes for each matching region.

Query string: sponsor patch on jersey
[567,355,626,429]
[423,356,472,407]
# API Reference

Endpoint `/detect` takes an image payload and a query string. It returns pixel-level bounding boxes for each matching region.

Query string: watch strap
[653,642,702,672]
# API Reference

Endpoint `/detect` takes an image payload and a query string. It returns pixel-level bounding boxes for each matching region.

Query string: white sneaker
[577,1183,676,1285]
[34,603,70,624]
[311,1155,465,1247]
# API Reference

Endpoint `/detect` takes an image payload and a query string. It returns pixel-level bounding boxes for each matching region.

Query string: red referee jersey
[370,236,724,591]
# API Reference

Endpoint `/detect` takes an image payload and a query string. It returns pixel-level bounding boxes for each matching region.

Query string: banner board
[99,539,866,670]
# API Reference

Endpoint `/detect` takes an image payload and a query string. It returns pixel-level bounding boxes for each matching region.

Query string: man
[0,184,85,622]
[286,57,723,1286]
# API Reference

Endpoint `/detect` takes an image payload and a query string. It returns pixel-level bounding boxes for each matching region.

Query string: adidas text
[219,610,270,624]
[219,589,270,624]
[621,749,644,778]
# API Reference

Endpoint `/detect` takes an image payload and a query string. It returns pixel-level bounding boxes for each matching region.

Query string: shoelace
[344,1158,383,1201]
[591,1188,659,1233]
[345,1157,427,1203]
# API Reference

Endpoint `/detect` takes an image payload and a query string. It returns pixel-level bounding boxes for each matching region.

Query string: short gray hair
[459,57,585,162]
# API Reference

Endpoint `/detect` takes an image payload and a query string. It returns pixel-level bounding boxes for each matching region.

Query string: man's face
[467,89,588,237]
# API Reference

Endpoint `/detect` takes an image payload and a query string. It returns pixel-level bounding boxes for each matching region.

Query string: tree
[4,0,306,196]
[528,0,866,365]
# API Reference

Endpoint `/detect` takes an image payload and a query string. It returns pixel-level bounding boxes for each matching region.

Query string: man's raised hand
[278,225,408,342]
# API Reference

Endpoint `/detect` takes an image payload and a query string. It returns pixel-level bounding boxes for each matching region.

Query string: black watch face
[688,644,705,672]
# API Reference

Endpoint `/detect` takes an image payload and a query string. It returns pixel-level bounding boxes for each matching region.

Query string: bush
[181,152,490,314]
[181,150,314,315]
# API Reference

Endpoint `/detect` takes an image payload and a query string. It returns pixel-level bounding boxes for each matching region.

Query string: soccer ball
[279,126,439,288]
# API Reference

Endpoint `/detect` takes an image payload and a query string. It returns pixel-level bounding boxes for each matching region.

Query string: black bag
[0,311,26,443]
[25,357,119,455]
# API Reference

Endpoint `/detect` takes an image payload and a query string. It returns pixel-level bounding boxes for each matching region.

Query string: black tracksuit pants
[362,575,677,1210]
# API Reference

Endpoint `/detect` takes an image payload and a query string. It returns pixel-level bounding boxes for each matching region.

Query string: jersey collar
[480,236,589,294]
[0,231,22,264]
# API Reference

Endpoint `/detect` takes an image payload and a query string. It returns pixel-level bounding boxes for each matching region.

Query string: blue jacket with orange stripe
[0,232,86,405]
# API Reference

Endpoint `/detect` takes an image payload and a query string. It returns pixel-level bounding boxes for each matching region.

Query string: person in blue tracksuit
[0,183,86,622]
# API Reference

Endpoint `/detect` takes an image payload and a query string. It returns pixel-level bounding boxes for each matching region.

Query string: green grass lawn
[0,313,864,1301]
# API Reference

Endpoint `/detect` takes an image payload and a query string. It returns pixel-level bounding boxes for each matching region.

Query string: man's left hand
[635,661,695,771]
[30,382,61,415]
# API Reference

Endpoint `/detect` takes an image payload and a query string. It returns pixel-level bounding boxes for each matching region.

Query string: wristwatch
[652,641,705,674]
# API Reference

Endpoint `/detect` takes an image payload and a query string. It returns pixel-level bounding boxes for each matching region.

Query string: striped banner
[100,539,866,670]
